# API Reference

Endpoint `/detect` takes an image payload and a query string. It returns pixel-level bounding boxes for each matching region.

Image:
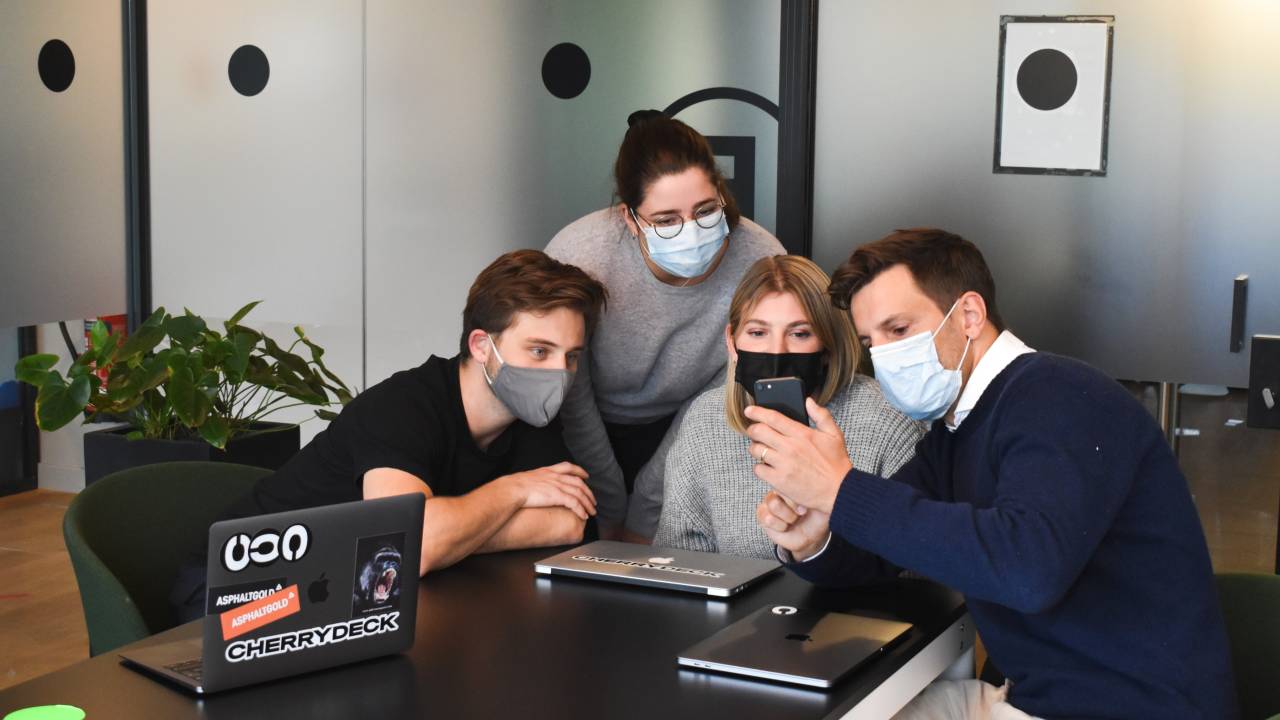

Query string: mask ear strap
[953,336,972,372]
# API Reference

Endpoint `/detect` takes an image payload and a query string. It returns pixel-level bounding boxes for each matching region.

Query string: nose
[769,335,787,354]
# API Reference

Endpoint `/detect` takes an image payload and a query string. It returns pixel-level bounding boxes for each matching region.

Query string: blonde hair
[725,255,859,434]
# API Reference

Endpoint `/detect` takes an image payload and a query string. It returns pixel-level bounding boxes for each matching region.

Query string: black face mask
[733,349,827,398]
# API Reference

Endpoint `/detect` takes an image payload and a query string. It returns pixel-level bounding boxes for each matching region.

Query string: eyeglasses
[632,198,726,240]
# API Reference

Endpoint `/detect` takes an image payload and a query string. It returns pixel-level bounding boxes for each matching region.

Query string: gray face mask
[480,335,573,427]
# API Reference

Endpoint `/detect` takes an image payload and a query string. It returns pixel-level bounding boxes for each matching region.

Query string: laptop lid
[677,605,913,689]
[533,540,780,597]
[194,493,424,692]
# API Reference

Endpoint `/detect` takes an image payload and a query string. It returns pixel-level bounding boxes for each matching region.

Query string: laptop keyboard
[165,658,204,683]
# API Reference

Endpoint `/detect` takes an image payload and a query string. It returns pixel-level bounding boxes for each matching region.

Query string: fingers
[546,462,589,479]
[549,485,590,520]
[765,493,799,525]
[755,493,795,533]
[744,404,805,437]
[745,420,787,451]
[553,477,596,516]
[554,472,597,505]
[807,398,840,436]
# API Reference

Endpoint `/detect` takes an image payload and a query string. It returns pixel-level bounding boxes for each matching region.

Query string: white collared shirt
[946,330,1035,432]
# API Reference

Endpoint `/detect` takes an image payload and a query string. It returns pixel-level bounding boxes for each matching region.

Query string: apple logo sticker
[308,572,330,603]
[772,605,798,615]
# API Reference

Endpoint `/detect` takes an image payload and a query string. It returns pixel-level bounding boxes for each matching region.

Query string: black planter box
[83,421,301,486]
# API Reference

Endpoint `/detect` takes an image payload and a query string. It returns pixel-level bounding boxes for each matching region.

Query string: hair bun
[626,109,666,128]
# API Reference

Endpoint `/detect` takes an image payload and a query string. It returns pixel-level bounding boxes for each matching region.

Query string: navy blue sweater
[789,353,1237,719]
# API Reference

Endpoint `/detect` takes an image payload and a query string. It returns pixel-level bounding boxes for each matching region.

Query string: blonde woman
[653,256,924,559]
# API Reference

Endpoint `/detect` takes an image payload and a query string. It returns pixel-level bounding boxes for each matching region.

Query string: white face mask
[632,207,729,279]
[869,299,971,422]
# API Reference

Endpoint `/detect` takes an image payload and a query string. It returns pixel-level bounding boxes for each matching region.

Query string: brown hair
[725,256,859,435]
[828,228,1004,330]
[459,250,608,354]
[613,110,741,230]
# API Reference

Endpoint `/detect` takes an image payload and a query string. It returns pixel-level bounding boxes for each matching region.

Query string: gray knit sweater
[653,376,927,560]
[546,207,785,529]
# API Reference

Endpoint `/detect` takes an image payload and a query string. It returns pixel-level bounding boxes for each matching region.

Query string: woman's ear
[724,324,738,364]
[619,203,640,238]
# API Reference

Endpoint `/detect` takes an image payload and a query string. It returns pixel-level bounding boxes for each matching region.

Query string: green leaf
[164,312,206,347]
[315,408,339,421]
[125,430,144,441]
[168,365,210,427]
[226,300,262,329]
[225,331,255,382]
[141,307,167,328]
[88,320,109,355]
[35,375,91,431]
[15,354,59,386]
[117,324,165,360]
[198,414,229,449]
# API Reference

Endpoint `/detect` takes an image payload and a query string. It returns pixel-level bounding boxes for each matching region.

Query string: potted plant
[15,302,354,485]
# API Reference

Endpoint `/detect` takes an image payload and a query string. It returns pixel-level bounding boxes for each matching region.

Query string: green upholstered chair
[1216,572,1280,720]
[63,461,268,656]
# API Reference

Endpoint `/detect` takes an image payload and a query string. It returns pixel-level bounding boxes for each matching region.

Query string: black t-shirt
[228,354,573,518]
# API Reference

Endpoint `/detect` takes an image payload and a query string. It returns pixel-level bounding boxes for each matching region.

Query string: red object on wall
[85,314,128,384]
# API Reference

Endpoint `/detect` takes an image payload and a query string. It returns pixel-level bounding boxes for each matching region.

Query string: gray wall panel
[147,1,364,441]
[0,2,126,327]
[365,0,780,384]
[813,0,1279,387]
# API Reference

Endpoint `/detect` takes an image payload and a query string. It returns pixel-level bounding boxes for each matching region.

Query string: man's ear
[724,324,738,364]
[959,291,988,340]
[467,329,493,365]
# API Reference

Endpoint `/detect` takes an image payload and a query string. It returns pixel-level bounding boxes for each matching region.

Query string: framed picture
[994,15,1115,176]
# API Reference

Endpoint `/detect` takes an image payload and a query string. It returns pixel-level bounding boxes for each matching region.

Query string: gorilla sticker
[351,533,406,617]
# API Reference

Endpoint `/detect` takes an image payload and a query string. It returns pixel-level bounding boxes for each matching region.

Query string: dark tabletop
[0,547,964,719]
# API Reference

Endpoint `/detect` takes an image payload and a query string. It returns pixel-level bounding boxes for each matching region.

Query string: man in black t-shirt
[172,251,608,620]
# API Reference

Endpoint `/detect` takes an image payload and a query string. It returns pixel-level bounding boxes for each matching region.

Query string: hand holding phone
[752,376,809,426]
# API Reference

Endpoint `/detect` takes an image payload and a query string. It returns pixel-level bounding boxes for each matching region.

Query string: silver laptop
[678,605,913,688]
[533,540,779,597]
[120,493,424,694]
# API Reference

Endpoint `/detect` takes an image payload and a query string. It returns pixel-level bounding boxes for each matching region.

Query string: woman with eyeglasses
[546,110,785,542]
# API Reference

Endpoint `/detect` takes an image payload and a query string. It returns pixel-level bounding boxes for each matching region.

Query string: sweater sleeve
[625,369,725,537]
[557,352,628,528]
[828,376,1138,614]
[651,412,717,553]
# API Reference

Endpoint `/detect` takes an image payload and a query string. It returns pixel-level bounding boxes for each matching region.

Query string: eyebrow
[525,337,561,349]
[877,313,911,331]
[743,319,813,329]
[646,196,719,216]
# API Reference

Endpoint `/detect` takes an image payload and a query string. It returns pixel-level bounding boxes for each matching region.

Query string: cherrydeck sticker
[351,533,405,618]
[206,577,288,614]
[220,584,301,641]
[224,612,401,663]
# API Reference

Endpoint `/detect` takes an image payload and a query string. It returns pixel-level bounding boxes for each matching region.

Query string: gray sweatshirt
[653,376,927,560]
[545,207,785,530]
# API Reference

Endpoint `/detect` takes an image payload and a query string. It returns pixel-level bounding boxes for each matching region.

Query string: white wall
[812,0,1280,387]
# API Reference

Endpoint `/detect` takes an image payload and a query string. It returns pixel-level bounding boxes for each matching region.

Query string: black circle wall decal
[541,43,590,99]
[228,44,270,97]
[1016,49,1077,111]
[38,39,75,93]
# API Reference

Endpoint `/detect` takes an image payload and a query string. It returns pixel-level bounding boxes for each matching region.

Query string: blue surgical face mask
[869,299,971,422]
[632,208,729,279]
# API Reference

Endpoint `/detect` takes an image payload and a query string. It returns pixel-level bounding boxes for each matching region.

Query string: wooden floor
[0,389,1275,691]
[0,490,87,691]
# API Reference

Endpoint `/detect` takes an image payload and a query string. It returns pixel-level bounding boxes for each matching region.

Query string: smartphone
[753,377,809,426]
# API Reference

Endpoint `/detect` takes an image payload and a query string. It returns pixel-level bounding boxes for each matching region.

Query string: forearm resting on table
[477,507,585,553]
[363,467,522,576]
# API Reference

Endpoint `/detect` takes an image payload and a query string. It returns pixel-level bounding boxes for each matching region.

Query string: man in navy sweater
[747,229,1236,719]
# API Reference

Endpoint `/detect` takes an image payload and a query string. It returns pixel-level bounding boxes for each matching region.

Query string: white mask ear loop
[481,334,504,385]
[938,298,971,372]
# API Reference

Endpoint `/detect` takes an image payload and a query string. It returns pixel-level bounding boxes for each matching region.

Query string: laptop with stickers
[120,493,424,694]
[533,540,780,597]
